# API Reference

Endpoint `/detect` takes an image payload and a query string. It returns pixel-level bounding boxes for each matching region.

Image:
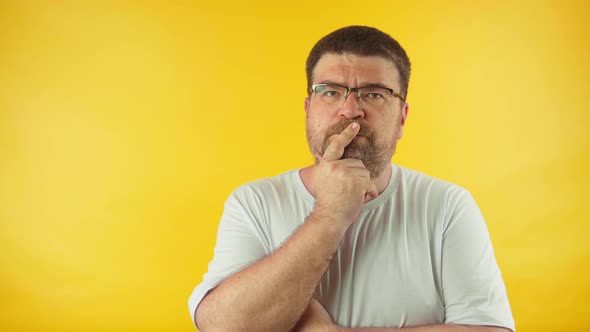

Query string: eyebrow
[318,80,394,90]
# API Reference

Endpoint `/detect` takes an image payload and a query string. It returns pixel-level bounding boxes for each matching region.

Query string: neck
[299,162,392,199]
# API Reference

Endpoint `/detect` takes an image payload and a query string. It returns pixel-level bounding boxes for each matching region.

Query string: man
[189,26,515,332]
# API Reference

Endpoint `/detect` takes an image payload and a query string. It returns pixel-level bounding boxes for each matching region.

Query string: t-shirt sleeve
[187,187,269,328]
[441,189,515,331]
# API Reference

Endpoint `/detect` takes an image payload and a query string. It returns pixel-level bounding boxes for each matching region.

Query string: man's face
[304,53,409,179]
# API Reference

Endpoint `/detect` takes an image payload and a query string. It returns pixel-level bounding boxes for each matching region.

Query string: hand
[292,298,339,332]
[313,122,378,228]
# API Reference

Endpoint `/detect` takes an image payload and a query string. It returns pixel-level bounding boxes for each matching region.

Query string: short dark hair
[306,26,411,100]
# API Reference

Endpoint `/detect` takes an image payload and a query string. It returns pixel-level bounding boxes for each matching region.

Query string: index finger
[322,122,360,161]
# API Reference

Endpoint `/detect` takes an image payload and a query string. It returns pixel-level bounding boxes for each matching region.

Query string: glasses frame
[310,83,406,105]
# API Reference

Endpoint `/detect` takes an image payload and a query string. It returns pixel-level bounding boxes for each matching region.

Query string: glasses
[310,83,405,109]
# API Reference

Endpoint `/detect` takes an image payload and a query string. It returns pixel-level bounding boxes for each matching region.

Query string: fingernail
[351,122,359,129]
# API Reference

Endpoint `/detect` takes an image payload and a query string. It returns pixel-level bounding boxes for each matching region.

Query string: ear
[397,102,409,139]
[304,96,310,114]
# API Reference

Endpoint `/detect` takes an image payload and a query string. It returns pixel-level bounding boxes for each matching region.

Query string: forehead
[312,53,400,87]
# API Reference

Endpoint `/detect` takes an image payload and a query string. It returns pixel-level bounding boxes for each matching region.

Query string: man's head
[304,26,411,179]
[306,26,411,100]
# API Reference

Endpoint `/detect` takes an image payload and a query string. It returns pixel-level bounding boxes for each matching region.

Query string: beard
[306,118,398,179]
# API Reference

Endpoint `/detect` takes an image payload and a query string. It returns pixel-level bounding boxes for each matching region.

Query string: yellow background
[1,1,588,331]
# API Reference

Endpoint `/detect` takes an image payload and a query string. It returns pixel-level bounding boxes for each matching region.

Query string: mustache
[324,119,372,138]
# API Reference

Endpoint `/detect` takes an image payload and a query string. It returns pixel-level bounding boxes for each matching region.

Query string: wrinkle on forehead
[312,53,400,89]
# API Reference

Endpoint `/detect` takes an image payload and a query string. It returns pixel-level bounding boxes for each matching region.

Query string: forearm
[197,211,346,332]
[341,325,510,332]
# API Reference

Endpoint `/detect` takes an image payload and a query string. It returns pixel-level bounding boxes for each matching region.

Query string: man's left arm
[294,189,515,332]
[341,325,510,331]
[438,189,514,330]
[293,298,510,332]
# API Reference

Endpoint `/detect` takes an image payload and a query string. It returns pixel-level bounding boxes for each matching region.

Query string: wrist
[307,207,350,237]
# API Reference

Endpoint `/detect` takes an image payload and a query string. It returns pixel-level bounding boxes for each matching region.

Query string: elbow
[194,302,205,331]
[195,300,224,332]
[195,299,250,332]
[194,290,228,331]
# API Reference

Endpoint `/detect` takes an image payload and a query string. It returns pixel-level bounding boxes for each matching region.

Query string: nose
[337,91,365,119]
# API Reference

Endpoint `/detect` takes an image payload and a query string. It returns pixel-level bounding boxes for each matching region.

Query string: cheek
[307,117,322,134]
[307,111,331,134]
[372,115,399,143]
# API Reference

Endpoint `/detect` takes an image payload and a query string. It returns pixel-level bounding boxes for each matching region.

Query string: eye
[361,87,391,100]
[316,84,344,98]
[366,92,384,99]
[323,90,340,97]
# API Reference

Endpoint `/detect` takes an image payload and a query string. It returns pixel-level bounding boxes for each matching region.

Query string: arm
[197,123,378,331]
[293,299,511,332]
[440,190,514,329]
[342,326,510,331]
[196,210,348,332]
[293,191,514,332]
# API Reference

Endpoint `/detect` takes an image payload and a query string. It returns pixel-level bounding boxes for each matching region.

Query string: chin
[342,147,367,160]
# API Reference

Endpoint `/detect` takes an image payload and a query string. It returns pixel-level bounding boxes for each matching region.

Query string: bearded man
[188,26,515,332]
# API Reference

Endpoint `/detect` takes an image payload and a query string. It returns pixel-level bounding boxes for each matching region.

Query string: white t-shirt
[188,165,515,331]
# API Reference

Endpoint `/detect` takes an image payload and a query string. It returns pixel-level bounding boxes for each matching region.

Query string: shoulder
[229,169,300,204]
[393,164,478,222]
[393,164,486,236]
[395,164,469,199]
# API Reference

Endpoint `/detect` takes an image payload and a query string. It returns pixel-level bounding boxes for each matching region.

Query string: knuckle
[324,162,338,174]
[352,159,364,167]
